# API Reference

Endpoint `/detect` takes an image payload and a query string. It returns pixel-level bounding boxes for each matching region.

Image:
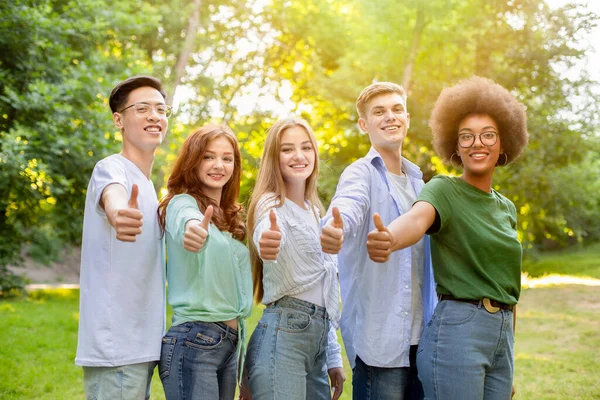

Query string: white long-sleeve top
[253,194,343,369]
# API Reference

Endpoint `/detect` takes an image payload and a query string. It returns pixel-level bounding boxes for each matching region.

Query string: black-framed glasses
[118,102,173,118]
[457,132,498,148]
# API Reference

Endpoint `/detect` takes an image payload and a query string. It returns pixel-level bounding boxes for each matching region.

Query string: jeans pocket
[440,302,477,326]
[279,309,312,333]
[159,336,177,380]
[185,324,224,350]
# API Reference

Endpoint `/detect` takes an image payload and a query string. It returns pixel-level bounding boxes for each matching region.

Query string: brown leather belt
[439,294,514,313]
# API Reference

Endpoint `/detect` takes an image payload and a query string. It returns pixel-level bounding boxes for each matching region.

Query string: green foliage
[0,0,159,286]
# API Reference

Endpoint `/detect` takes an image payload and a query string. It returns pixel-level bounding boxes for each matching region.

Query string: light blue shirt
[323,147,437,369]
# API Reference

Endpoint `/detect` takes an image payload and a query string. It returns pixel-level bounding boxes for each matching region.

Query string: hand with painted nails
[258,210,282,261]
[183,205,213,252]
[321,207,344,254]
[366,213,395,263]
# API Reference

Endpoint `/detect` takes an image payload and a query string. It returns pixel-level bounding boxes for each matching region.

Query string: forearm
[388,201,436,252]
[101,184,129,226]
[326,324,343,370]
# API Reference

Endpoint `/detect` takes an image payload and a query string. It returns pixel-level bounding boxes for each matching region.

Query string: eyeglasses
[118,102,173,118]
[457,132,498,148]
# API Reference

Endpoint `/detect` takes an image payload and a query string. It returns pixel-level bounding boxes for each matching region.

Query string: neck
[204,188,222,206]
[284,180,307,209]
[121,144,155,179]
[461,170,494,193]
[374,144,404,175]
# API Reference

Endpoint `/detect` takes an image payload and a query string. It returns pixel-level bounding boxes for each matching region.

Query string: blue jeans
[352,346,424,400]
[246,296,331,400]
[159,321,239,400]
[83,361,156,400]
[416,300,514,400]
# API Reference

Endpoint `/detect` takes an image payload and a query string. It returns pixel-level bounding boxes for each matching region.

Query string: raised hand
[321,207,344,254]
[183,205,213,252]
[366,213,395,263]
[258,210,281,261]
[113,184,144,242]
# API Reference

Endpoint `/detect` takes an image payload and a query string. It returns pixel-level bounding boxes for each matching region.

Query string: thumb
[201,205,213,230]
[269,209,280,232]
[332,207,344,230]
[373,213,386,232]
[128,184,139,208]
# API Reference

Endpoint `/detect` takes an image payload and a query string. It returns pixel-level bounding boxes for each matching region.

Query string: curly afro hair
[429,76,529,166]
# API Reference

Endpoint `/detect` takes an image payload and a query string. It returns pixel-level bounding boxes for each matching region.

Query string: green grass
[1,285,598,399]
[523,242,600,279]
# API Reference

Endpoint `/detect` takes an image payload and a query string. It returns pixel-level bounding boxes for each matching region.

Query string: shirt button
[405,339,409,343]
[405,285,409,289]
[404,311,408,316]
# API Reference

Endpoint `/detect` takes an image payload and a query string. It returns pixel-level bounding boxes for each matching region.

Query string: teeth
[291,165,306,169]
[384,126,398,131]
[146,127,160,132]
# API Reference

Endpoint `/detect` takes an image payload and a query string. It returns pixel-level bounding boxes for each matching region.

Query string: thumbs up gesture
[183,205,213,252]
[366,213,395,263]
[258,210,282,261]
[321,207,344,254]
[114,184,144,242]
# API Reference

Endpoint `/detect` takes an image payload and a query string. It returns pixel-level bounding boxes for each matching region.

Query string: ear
[406,112,411,129]
[113,112,123,129]
[358,118,368,133]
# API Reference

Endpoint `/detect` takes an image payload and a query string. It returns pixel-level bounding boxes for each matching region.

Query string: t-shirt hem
[75,355,159,367]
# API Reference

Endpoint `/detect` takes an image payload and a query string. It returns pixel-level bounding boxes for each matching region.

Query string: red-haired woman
[157,124,252,400]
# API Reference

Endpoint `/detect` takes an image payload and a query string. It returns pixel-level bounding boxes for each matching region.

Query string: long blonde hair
[247,117,323,303]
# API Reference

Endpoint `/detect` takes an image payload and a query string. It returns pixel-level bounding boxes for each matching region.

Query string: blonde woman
[243,117,346,400]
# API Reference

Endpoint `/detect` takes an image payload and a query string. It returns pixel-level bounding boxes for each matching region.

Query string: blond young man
[322,82,437,399]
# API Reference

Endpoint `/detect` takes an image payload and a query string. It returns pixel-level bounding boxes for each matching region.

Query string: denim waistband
[267,296,328,320]
[212,321,239,342]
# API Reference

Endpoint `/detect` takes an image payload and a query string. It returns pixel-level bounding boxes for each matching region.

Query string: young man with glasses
[322,82,437,399]
[75,76,171,399]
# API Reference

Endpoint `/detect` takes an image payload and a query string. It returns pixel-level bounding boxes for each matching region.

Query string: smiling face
[358,92,410,151]
[197,136,235,202]
[113,86,168,152]
[457,113,503,178]
[278,125,316,186]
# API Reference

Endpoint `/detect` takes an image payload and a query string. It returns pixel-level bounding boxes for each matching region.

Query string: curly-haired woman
[366,76,528,399]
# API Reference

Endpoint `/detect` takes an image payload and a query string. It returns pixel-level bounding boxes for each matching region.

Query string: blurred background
[1,0,599,291]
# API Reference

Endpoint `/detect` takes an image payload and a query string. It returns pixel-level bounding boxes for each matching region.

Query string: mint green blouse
[165,194,253,381]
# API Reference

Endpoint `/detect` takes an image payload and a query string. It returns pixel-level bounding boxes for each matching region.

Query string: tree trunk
[168,0,202,106]
[402,0,427,92]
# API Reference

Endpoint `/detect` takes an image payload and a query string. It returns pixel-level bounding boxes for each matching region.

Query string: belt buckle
[482,298,500,313]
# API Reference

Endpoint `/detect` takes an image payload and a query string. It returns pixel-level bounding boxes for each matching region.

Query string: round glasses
[457,132,498,148]
[118,102,173,118]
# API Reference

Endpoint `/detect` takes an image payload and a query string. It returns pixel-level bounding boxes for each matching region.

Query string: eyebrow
[281,141,312,146]
[204,150,234,154]
[459,126,497,133]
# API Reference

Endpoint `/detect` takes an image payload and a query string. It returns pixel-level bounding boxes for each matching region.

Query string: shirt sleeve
[323,163,371,237]
[326,324,343,369]
[252,194,287,261]
[416,176,453,234]
[90,157,128,216]
[166,194,207,249]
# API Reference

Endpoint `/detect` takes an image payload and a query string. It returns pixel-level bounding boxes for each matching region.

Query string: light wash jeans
[159,321,239,400]
[416,300,514,400]
[246,296,331,400]
[352,345,424,400]
[83,361,156,400]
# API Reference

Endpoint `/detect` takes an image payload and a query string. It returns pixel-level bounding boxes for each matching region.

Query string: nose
[147,107,160,121]
[384,109,396,121]
[472,134,485,147]
[292,148,304,160]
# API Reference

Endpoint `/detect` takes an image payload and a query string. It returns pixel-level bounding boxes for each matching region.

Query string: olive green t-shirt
[417,175,522,305]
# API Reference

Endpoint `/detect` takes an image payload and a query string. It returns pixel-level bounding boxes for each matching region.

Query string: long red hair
[158,124,245,241]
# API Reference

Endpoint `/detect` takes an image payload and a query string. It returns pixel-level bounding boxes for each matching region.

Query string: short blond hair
[356,82,407,119]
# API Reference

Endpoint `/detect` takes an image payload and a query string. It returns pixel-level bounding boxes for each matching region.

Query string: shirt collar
[366,147,423,179]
